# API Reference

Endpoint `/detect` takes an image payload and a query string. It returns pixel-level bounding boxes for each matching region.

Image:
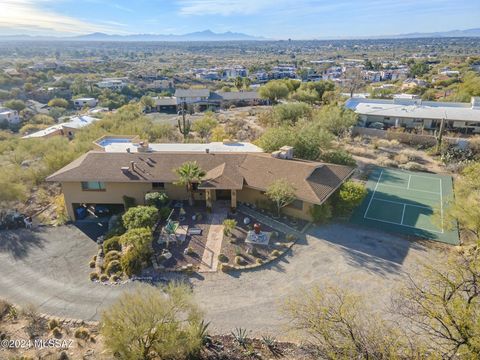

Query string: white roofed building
[346,96,480,134]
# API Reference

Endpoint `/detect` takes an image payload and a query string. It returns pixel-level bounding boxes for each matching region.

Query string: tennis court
[350,167,459,245]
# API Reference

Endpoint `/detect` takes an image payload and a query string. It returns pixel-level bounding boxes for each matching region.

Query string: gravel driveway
[0,223,446,337]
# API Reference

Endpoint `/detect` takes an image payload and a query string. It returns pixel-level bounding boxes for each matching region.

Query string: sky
[0,0,479,39]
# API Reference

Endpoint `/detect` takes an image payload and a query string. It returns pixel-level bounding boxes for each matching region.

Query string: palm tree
[174,161,206,206]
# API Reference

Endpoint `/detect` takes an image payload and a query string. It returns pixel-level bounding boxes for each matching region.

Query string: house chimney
[205,148,210,154]
[130,161,136,172]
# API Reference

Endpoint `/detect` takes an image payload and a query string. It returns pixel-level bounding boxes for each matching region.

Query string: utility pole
[177,101,191,142]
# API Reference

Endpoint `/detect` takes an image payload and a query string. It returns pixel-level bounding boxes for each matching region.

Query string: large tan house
[47,146,354,221]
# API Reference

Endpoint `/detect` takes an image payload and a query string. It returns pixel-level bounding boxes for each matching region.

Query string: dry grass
[376,155,398,168]
[345,144,376,158]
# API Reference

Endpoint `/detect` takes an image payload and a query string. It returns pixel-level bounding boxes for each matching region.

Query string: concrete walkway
[199,207,227,272]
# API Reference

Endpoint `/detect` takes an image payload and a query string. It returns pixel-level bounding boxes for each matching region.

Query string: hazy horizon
[0,0,479,40]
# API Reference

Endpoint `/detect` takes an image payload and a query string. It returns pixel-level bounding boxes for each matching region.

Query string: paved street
[0,223,446,337]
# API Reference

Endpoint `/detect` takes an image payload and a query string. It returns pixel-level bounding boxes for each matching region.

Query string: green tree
[3,99,25,111]
[101,284,204,360]
[47,98,69,108]
[174,161,206,206]
[192,113,218,140]
[122,206,159,230]
[313,105,358,136]
[271,102,312,126]
[259,80,290,103]
[409,61,430,78]
[265,179,296,217]
[140,95,155,112]
[234,76,244,91]
[210,126,227,142]
[333,180,366,216]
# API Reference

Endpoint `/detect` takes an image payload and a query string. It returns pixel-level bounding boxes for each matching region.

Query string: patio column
[206,189,213,211]
[231,190,237,210]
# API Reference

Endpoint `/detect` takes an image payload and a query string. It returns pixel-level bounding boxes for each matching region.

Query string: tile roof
[47,151,354,205]
[174,88,210,98]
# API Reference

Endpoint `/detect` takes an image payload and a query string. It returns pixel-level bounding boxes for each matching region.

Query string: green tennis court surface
[350,167,459,245]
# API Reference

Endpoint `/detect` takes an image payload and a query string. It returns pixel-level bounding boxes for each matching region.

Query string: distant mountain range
[0,28,479,42]
[378,28,480,39]
[0,30,264,42]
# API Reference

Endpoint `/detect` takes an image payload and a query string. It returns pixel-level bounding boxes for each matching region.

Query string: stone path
[199,207,228,272]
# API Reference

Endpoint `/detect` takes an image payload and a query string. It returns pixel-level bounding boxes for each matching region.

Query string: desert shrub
[441,145,475,165]
[110,274,121,282]
[286,234,297,242]
[235,256,247,266]
[101,284,204,359]
[309,202,333,224]
[106,260,122,276]
[103,236,121,253]
[333,181,367,216]
[52,326,62,338]
[321,149,356,166]
[394,153,410,164]
[100,274,109,282]
[270,250,281,257]
[104,250,121,265]
[120,228,153,260]
[469,136,480,154]
[145,192,169,208]
[399,162,425,171]
[106,215,126,239]
[185,247,195,256]
[74,327,90,340]
[376,155,398,167]
[90,272,99,281]
[122,206,159,230]
[344,144,376,158]
[256,259,264,265]
[122,195,136,210]
[158,206,172,221]
[89,260,96,268]
[223,219,237,236]
[220,263,232,272]
[48,319,59,330]
[120,249,143,277]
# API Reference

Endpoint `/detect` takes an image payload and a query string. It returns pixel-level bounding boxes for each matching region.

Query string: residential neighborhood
[0,2,480,359]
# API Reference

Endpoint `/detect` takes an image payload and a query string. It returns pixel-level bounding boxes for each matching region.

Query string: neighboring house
[157,89,264,112]
[0,107,20,125]
[346,96,480,134]
[401,78,429,90]
[73,97,98,108]
[22,115,99,139]
[174,88,211,104]
[96,78,127,90]
[47,143,353,221]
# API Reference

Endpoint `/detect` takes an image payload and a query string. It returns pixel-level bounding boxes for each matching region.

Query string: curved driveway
[0,224,443,336]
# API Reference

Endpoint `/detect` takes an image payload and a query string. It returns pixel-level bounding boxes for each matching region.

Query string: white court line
[377,182,441,195]
[400,204,407,224]
[364,215,445,234]
[363,170,384,219]
[407,175,411,189]
[371,197,433,210]
[439,178,444,231]
[365,198,444,234]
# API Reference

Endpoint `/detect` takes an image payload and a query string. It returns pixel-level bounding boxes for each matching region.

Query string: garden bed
[218,211,296,269]
[153,202,211,271]
[239,202,309,231]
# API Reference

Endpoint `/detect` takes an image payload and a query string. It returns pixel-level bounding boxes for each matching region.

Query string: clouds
[0,0,122,35]
[177,0,280,16]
